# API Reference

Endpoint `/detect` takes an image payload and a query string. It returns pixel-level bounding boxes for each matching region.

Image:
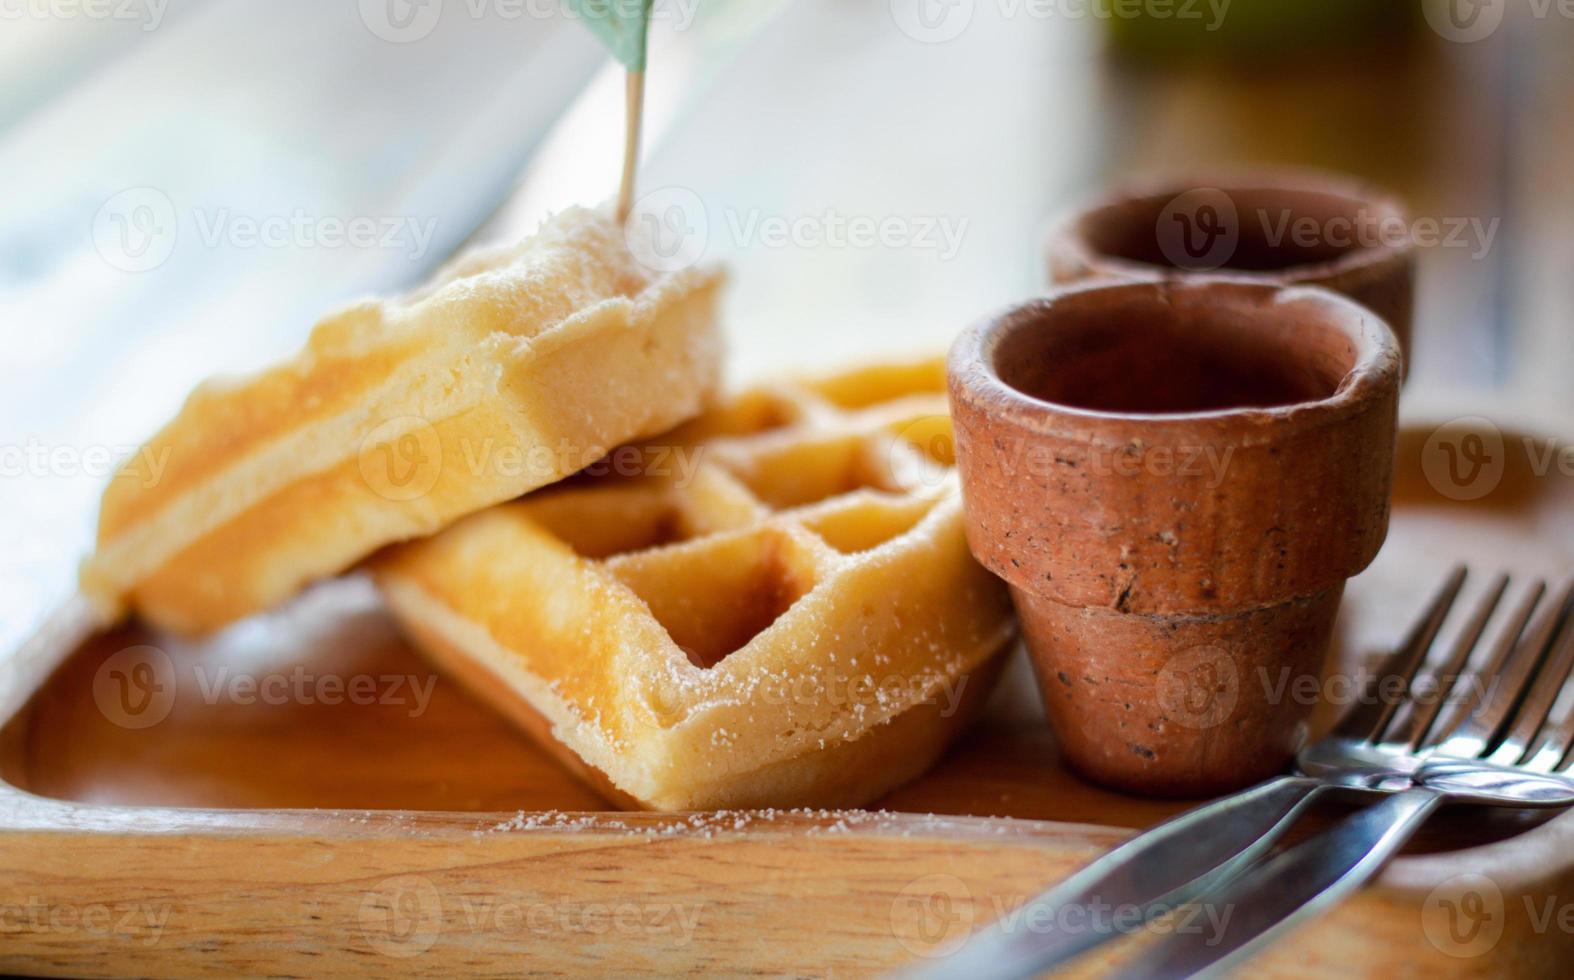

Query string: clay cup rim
[1044,169,1414,290]
[950,277,1403,445]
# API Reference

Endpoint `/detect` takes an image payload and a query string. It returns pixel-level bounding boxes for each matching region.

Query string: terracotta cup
[948,279,1402,797]
[1044,172,1415,370]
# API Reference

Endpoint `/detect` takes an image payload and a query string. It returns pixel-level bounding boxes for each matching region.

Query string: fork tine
[1492,618,1574,766]
[1525,620,1574,773]
[1420,579,1544,750]
[1333,566,1466,743]
[1488,586,1574,767]
[1438,578,1573,760]
[1392,574,1510,749]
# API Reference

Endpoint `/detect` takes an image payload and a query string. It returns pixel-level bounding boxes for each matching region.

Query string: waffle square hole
[669,388,804,442]
[799,496,934,555]
[521,484,693,559]
[610,528,821,669]
[804,360,946,410]
[722,435,902,510]
[521,471,758,560]
[888,412,956,467]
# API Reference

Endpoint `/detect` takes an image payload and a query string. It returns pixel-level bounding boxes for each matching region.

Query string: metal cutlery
[1120,571,1574,978]
[902,568,1574,980]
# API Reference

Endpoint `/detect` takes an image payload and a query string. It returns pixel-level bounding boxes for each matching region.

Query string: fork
[1118,571,1574,978]
[900,569,1567,980]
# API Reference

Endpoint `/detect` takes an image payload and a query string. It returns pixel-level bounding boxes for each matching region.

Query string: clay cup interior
[948,278,1403,796]
[1044,172,1416,369]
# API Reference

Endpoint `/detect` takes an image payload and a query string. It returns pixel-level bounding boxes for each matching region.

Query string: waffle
[81,207,725,635]
[372,358,1016,811]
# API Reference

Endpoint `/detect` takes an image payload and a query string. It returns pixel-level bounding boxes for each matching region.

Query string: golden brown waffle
[81,208,724,635]
[373,358,1016,811]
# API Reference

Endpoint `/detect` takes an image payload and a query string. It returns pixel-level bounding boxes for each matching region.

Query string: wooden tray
[2,413,1570,978]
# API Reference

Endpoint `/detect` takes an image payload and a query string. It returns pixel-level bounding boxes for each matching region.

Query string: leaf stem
[616,69,645,224]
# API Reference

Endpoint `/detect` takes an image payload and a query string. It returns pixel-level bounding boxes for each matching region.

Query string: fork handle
[899,775,1325,980]
[1117,787,1446,980]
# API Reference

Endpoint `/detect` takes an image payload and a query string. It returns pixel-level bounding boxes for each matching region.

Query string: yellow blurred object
[1104,0,1421,62]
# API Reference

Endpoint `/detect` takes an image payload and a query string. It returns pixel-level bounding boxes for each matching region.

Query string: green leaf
[565,0,655,70]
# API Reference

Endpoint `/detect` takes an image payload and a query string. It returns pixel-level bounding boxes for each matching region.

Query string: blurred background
[1,0,1570,653]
